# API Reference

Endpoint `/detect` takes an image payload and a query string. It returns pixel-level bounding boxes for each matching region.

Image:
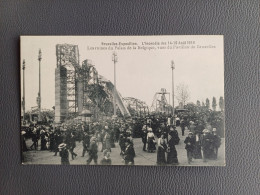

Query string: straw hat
[58,143,66,149]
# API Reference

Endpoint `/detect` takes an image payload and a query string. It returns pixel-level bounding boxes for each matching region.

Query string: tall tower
[55,44,80,123]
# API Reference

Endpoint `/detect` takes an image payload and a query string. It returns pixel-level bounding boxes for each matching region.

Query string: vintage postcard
[20,35,225,166]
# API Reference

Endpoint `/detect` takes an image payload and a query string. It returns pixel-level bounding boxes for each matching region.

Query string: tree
[176,83,190,107]
[212,97,217,111]
[206,98,210,109]
[196,100,201,107]
[219,96,224,112]
[202,101,205,107]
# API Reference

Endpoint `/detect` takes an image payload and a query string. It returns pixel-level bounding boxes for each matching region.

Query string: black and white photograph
[20,35,225,166]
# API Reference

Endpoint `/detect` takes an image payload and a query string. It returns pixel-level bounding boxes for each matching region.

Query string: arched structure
[123,97,149,116]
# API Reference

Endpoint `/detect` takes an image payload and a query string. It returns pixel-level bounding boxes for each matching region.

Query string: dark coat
[124,145,135,164]
[184,136,195,151]
[60,149,70,165]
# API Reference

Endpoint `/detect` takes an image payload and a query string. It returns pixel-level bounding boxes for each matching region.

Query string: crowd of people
[21,114,222,165]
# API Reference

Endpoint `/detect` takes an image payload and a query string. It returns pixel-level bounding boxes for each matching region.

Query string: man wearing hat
[184,132,195,164]
[58,143,70,165]
[81,131,90,157]
[87,137,98,165]
[212,128,221,159]
[123,139,135,165]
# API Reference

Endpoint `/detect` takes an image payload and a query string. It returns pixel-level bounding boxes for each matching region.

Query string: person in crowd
[201,129,214,162]
[49,130,55,152]
[141,124,148,151]
[189,121,196,134]
[54,130,63,156]
[68,132,77,160]
[167,125,180,165]
[103,126,111,152]
[123,139,135,165]
[184,132,196,164]
[114,122,120,143]
[58,143,70,165]
[212,128,221,159]
[147,128,156,152]
[99,129,105,152]
[87,137,98,165]
[21,131,28,152]
[180,118,186,136]
[157,133,168,165]
[119,133,127,156]
[30,129,38,150]
[100,149,112,165]
[81,131,90,157]
[176,116,180,126]
[193,131,202,159]
[205,122,213,133]
[195,121,205,134]
[40,130,47,150]
[110,125,116,148]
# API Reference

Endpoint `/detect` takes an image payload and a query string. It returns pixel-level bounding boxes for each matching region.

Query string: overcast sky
[20,35,224,111]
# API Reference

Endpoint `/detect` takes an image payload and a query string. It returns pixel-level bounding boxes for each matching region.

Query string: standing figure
[157,133,168,165]
[147,128,156,152]
[193,131,202,159]
[30,129,38,150]
[184,132,195,164]
[123,139,135,165]
[54,130,63,156]
[21,131,28,152]
[119,133,126,155]
[49,131,55,152]
[81,131,90,157]
[180,119,186,136]
[141,125,148,151]
[212,128,221,159]
[100,129,105,152]
[68,132,77,160]
[40,130,47,150]
[58,143,70,165]
[167,126,180,165]
[87,137,98,165]
[114,123,120,143]
[201,129,214,162]
[103,126,111,152]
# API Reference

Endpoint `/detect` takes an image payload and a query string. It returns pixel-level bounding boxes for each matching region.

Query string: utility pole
[38,49,42,121]
[171,60,175,121]
[112,51,118,117]
[22,59,26,124]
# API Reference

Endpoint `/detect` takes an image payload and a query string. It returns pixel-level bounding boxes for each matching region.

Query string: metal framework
[150,88,171,114]
[56,44,80,119]
[55,44,131,123]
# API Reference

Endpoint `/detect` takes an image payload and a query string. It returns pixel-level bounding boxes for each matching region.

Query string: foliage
[206,98,210,109]
[176,83,190,106]
[219,96,224,112]
[212,97,217,111]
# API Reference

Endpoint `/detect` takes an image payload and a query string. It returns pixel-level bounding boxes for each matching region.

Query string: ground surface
[23,127,225,166]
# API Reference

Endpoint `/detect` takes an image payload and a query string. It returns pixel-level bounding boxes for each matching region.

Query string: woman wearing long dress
[147,128,156,152]
[157,133,167,165]
[167,126,180,165]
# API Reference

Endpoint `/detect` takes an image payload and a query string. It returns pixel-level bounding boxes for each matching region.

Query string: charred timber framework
[55,44,130,124]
